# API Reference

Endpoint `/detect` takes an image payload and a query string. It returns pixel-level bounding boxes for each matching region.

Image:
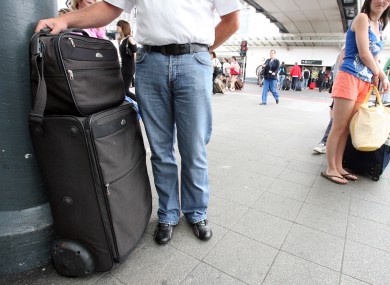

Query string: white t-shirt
[104,0,241,46]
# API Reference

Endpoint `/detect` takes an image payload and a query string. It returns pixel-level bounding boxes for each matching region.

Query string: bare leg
[325,98,360,183]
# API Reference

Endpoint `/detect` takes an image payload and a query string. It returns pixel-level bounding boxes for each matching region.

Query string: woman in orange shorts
[322,0,389,184]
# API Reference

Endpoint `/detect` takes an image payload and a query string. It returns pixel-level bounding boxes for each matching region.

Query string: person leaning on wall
[70,0,107,39]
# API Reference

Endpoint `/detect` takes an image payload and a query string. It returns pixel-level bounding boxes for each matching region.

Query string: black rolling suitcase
[343,136,390,181]
[295,80,302,91]
[29,103,152,276]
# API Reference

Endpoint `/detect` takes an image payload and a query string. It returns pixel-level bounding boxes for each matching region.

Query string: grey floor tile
[214,182,266,207]
[312,174,355,193]
[305,187,351,213]
[296,203,348,238]
[343,240,390,285]
[181,262,246,285]
[282,224,344,271]
[347,216,390,253]
[351,178,390,206]
[234,208,292,248]
[169,221,228,260]
[278,168,317,187]
[111,242,199,285]
[267,179,311,201]
[287,159,322,175]
[263,252,340,285]
[207,195,248,229]
[349,198,390,225]
[233,171,276,190]
[253,191,303,221]
[93,274,125,285]
[0,264,105,285]
[340,274,371,285]
[243,162,285,178]
[203,231,278,285]
[247,153,292,169]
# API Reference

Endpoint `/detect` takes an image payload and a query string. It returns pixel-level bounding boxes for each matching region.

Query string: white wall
[239,46,390,78]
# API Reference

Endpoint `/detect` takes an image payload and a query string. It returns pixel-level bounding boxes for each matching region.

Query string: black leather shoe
[154,223,173,245]
[276,99,279,104]
[192,219,212,241]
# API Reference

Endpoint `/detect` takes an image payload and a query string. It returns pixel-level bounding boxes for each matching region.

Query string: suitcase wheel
[52,240,95,277]
[371,164,382,181]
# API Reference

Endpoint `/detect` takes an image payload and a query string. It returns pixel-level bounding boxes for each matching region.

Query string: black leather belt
[143,43,209,55]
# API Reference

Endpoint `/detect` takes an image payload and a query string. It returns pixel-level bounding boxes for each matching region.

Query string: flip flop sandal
[342,173,358,182]
[321,172,348,185]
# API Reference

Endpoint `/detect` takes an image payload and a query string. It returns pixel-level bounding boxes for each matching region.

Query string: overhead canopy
[218,0,390,52]
[243,0,361,34]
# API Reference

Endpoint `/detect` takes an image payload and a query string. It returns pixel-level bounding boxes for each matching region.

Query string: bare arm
[209,10,240,51]
[35,1,123,34]
[352,13,380,76]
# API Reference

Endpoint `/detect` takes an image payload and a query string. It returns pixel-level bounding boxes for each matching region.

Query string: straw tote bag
[350,85,390,151]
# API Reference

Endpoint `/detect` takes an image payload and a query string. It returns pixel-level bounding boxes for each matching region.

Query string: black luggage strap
[29,37,46,125]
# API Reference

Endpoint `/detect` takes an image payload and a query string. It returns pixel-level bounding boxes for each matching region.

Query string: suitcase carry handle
[37,28,90,37]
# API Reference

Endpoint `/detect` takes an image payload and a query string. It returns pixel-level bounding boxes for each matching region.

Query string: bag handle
[363,85,385,106]
[29,36,46,125]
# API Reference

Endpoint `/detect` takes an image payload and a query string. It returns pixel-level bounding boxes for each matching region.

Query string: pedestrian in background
[116,20,137,101]
[278,61,287,90]
[222,57,231,90]
[322,0,389,184]
[302,67,310,89]
[260,50,280,105]
[318,66,327,92]
[289,62,301,90]
[230,56,240,91]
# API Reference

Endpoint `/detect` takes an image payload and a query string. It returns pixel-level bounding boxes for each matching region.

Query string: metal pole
[0,0,56,275]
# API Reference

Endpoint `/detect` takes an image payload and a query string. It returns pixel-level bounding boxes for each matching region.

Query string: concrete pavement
[1,82,390,285]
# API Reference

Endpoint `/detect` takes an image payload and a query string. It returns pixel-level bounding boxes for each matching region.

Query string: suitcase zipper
[68,37,75,47]
[66,36,113,49]
[66,67,119,80]
[104,157,143,197]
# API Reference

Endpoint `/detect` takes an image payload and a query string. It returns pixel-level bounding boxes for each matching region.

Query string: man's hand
[35,17,68,34]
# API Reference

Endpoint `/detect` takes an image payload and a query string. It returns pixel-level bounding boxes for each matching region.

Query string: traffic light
[240,40,248,57]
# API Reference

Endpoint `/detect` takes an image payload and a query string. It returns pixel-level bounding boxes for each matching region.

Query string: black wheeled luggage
[29,102,152,276]
[295,80,302,91]
[343,136,390,181]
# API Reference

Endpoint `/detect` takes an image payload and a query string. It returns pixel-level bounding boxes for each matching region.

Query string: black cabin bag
[30,29,125,119]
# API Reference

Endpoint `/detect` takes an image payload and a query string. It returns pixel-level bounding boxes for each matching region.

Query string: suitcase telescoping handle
[29,28,90,125]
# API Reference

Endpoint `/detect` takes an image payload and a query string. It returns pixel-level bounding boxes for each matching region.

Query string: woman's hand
[381,77,389,94]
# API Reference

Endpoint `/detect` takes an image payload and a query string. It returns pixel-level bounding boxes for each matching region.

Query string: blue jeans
[262,79,279,104]
[278,75,285,89]
[135,49,212,225]
[303,78,309,88]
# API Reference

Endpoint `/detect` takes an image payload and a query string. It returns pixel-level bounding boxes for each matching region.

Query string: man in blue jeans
[261,50,280,105]
[36,0,241,245]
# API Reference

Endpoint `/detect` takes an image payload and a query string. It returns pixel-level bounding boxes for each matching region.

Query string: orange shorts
[331,71,371,103]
